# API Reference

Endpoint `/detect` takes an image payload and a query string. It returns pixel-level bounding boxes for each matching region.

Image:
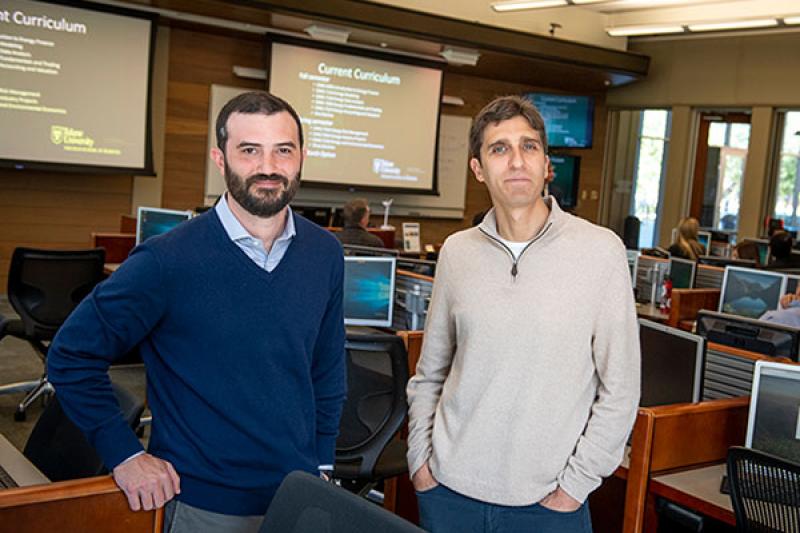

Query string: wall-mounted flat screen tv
[525,92,594,149]
[548,154,580,209]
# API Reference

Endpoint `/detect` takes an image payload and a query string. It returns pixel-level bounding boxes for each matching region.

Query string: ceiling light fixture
[606,25,685,37]
[491,0,567,12]
[688,19,778,32]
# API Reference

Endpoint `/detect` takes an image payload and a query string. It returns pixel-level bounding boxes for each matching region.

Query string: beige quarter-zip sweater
[406,198,640,506]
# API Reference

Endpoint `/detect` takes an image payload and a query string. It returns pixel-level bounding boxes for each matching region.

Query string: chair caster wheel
[14,410,26,422]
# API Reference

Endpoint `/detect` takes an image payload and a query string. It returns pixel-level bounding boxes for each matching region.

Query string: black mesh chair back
[23,383,144,481]
[335,332,409,481]
[7,247,105,341]
[727,446,800,532]
[261,471,424,533]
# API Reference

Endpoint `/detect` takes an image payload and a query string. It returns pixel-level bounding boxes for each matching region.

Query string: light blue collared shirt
[214,194,296,272]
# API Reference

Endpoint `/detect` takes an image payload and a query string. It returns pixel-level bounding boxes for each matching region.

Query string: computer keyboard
[0,464,19,489]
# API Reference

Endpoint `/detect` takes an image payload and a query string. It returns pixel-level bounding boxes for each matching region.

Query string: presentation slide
[269,39,443,193]
[0,0,153,172]
[528,93,594,149]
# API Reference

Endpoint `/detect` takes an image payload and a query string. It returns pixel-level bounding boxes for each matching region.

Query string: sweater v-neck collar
[207,209,304,281]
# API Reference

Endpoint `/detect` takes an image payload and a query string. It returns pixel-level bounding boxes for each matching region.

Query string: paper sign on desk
[403,223,421,253]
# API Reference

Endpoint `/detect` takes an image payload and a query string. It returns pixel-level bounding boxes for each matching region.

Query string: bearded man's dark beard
[225,167,301,218]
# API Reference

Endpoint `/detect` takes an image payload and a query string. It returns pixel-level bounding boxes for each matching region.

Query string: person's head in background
[733,240,759,263]
[770,230,793,262]
[674,217,705,260]
[343,198,371,229]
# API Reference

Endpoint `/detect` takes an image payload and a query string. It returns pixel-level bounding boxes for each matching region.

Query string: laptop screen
[746,361,800,464]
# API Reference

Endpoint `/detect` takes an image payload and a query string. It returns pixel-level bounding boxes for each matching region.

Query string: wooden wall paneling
[161,26,264,210]
[0,172,132,289]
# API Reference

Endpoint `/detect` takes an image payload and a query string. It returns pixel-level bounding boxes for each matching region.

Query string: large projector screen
[0,0,156,174]
[267,36,443,194]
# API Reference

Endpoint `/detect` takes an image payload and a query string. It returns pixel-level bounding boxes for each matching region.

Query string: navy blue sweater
[48,210,346,515]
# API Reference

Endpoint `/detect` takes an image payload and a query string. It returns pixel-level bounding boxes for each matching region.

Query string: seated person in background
[759,284,800,328]
[733,240,760,264]
[764,230,798,270]
[668,217,705,260]
[335,198,385,248]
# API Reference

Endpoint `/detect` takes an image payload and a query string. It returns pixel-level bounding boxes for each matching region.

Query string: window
[707,122,750,231]
[631,109,671,248]
[772,111,800,232]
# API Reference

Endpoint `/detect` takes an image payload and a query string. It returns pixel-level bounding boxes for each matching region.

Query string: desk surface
[636,302,669,322]
[0,434,48,488]
[650,463,734,525]
[104,263,121,274]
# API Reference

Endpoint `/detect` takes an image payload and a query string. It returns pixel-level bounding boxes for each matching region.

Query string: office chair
[23,382,145,481]
[335,333,410,499]
[0,247,106,421]
[261,471,425,533]
[727,446,800,532]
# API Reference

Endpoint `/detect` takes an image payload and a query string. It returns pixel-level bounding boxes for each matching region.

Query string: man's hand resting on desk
[113,453,181,511]
[539,486,581,513]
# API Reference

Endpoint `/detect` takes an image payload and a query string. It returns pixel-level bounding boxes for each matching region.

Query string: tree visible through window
[631,110,671,248]
[772,112,800,231]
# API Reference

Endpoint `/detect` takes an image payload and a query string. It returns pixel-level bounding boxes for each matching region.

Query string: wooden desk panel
[91,233,135,264]
[0,476,162,533]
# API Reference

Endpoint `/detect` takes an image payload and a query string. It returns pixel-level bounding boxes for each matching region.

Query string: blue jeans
[416,484,593,533]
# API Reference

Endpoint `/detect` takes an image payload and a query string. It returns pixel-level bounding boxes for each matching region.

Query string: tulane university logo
[50,126,66,145]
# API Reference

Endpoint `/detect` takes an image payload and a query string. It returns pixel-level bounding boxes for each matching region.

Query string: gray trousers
[163,499,264,533]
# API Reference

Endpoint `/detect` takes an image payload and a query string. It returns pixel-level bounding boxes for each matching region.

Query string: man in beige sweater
[406,95,640,532]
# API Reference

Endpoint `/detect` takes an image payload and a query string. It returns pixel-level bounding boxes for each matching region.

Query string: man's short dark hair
[770,230,793,260]
[343,198,370,227]
[215,91,304,153]
[469,95,548,162]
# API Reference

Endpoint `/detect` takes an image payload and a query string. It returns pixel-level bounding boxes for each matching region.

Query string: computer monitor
[343,256,397,328]
[627,250,639,289]
[743,238,770,266]
[669,257,696,289]
[696,310,800,361]
[136,207,193,245]
[292,205,332,227]
[786,275,800,298]
[746,361,800,463]
[698,255,756,268]
[697,231,711,255]
[639,319,705,407]
[719,267,787,319]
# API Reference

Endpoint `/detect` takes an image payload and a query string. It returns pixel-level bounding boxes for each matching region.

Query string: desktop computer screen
[697,231,711,255]
[639,319,705,407]
[136,207,193,245]
[719,267,786,320]
[740,238,770,266]
[786,275,800,298]
[746,361,800,463]
[669,257,696,289]
[343,256,396,328]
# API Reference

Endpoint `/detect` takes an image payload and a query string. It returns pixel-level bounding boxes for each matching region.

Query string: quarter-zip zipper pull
[511,262,518,278]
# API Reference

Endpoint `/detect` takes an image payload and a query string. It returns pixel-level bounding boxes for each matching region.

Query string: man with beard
[48,91,346,532]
